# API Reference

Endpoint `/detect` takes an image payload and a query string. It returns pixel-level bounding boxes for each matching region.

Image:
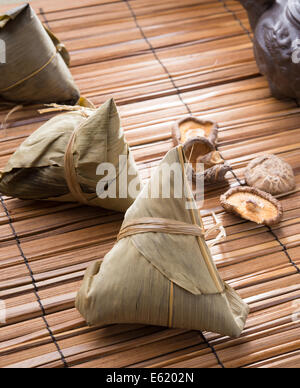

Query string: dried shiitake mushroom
[245,154,296,195]
[183,137,215,171]
[220,186,283,226]
[200,150,224,169]
[173,116,218,146]
[183,138,230,185]
[204,163,231,185]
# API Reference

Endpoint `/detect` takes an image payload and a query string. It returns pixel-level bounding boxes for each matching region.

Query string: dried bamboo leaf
[0,99,142,212]
[0,4,79,104]
[76,147,249,338]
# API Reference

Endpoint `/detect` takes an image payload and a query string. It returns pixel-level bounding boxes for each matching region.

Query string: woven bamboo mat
[0,0,299,368]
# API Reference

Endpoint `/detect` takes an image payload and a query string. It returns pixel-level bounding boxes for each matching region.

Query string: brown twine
[38,103,93,117]
[46,103,129,205]
[118,217,205,241]
[64,123,89,205]
[0,50,58,93]
[37,103,94,204]
[118,215,225,328]
[118,216,204,330]
[63,120,130,205]
[205,212,227,248]
[118,215,226,245]
[168,281,174,328]
[0,104,23,136]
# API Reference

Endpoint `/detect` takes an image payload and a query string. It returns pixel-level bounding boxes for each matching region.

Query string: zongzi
[76,146,249,338]
[0,98,142,212]
[0,4,79,104]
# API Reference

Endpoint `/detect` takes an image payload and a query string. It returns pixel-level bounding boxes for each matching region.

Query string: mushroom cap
[200,150,224,168]
[204,163,231,184]
[183,136,215,169]
[245,154,296,195]
[172,116,218,146]
[220,186,283,226]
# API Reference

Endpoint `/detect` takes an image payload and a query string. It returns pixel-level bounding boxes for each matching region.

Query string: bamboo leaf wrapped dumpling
[76,146,249,338]
[0,99,142,212]
[0,4,79,104]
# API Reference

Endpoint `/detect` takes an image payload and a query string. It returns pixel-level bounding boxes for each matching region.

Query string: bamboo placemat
[0,0,299,368]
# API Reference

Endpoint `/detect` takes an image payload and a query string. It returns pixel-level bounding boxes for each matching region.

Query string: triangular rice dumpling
[76,146,249,338]
[0,98,142,212]
[0,4,79,104]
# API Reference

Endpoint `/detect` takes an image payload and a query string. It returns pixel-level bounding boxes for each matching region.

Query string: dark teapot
[238,0,300,103]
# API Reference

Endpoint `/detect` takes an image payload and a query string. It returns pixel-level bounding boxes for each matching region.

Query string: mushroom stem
[245,199,264,212]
